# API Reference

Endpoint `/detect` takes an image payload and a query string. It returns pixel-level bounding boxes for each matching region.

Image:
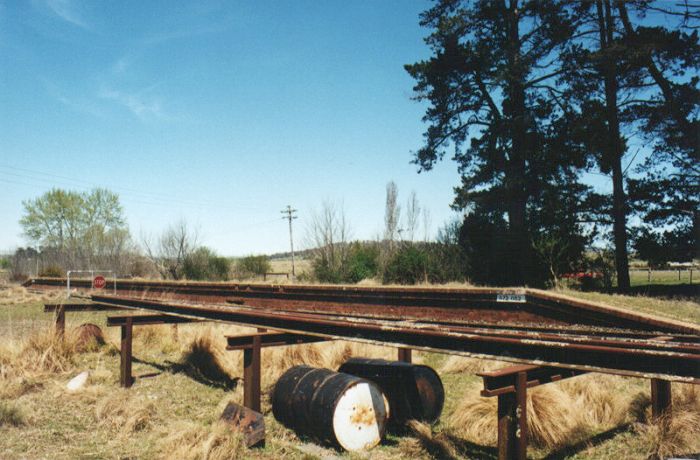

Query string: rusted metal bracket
[478,364,585,397]
[107,314,201,327]
[44,303,126,312]
[480,365,586,460]
[106,314,204,387]
[225,331,330,350]
[220,402,265,447]
[225,331,332,411]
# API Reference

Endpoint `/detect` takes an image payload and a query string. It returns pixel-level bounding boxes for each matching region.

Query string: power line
[0,163,262,212]
[280,205,298,277]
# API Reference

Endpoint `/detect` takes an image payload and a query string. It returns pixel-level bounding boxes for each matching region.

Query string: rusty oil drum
[338,358,444,425]
[272,365,389,451]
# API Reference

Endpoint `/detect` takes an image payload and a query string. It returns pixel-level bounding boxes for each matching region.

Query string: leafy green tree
[20,188,131,271]
[405,0,583,286]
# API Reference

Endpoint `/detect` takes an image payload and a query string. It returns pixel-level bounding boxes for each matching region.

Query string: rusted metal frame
[496,372,528,460]
[526,290,699,335]
[54,304,65,338]
[225,298,700,344]
[120,317,134,388]
[225,331,330,350]
[651,379,672,419]
[44,303,126,312]
[398,348,412,363]
[32,277,700,336]
[228,299,700,354]
[243,335,262,412]
[90,295,700,382]
[107,314,202,327]
[478,364,586,397]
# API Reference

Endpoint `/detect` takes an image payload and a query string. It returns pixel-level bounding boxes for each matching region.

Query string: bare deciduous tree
[422,208,432,243]
[143,219,199,280]
[384,181,401,245]
[405,191,421,242]
[306,201,352,281]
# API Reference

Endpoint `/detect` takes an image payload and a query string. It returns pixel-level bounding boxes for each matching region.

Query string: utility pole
[281,205,298,277]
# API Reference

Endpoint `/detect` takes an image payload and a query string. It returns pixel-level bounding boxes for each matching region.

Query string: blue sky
[0,0,469,256]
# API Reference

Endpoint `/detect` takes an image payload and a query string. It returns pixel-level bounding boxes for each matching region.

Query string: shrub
[182,247,229,281]
[345,243,379,283]
[235,255,271,278]
[0,257,9,270]
[39,265,64,278]
[383,245,429,284]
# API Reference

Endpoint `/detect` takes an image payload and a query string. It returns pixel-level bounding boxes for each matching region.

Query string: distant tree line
[10,188,273,282]
[401,0,698,290]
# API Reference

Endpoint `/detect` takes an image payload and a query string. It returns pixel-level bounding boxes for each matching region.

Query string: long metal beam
[91,295,700,383]
[26,277,699,334]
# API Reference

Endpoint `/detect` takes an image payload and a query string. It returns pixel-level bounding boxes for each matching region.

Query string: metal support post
[55,305,65,338]
[497,371,528,460]
[398,347,412,363]
[244,335,262,412]
[120,318,134,388]
[651,379,672,419]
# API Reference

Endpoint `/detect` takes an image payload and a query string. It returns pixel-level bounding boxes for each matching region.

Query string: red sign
[93,275,106,289]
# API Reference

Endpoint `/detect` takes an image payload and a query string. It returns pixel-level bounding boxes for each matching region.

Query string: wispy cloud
[42,0,89,29]
[99,86,172,122]
[42,79,104,117]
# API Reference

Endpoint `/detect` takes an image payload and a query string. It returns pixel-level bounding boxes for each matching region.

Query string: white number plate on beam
[496,293,526,303]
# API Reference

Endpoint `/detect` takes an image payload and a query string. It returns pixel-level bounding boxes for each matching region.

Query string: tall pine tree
[406,0,587,286]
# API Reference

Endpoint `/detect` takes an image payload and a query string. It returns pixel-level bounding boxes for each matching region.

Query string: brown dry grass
[440,355,508,374]
[95,389,159,436]
[1,327,81,378]
[398,420,460,460]
[0,285,63,305]
[0,400,27,427]
[447,373,639,450]
[632,383,700,459]
[157,420,245,460]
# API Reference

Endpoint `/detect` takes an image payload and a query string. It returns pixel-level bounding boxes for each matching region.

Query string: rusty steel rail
[89,294,700,383]
[26,277,699,334]
[226,331,330,350]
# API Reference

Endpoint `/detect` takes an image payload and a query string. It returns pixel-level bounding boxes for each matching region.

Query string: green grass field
[630,269,698,286]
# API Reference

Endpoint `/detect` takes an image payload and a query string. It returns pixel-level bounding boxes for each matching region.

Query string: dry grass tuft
[0,400,27,427]
[447,386,499,446]
[0,285,63,306]
[1,328,80,378]
[559,374,632,428]
[525,385,579,448]
[158,421,245,460]
[447,377,632,449]
[178,332,237,389]
[95,390,158,435]
[399,420,459,460]
[633,383,700,459]
[440,355,508,374]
